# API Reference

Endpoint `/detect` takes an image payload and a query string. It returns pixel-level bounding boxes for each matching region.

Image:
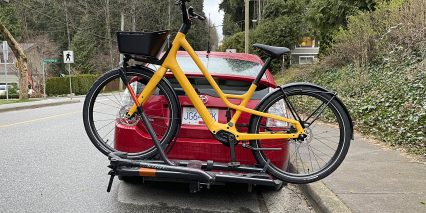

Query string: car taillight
[266,99,288,127]
[121,81,159,107]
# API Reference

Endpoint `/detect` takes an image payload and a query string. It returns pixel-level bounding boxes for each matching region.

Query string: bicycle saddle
[253,44,290,58]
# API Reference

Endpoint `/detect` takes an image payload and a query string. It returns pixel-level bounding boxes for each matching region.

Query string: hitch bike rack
[107,152,284,193]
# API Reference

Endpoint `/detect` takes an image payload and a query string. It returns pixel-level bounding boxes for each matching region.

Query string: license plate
[182,107,219,125]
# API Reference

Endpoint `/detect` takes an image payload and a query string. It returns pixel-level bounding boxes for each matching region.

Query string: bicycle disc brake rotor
[117,106,140,126]
[302,127,313,145]
[291,126,313,146]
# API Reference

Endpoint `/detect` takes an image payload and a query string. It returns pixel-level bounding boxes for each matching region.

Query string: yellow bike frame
[127,32,305,141]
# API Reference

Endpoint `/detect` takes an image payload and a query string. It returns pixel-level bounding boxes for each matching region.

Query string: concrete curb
[0,99,80,113]
[298,181,352,213]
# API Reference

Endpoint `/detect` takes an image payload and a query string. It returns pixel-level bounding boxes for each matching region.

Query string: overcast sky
[203,0,224,41]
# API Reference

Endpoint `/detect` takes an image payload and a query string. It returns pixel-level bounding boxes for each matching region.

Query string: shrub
[0,84,20,99]
[280,59,426,155]
[46,74,99,96]
[0,95,19,99]
[8,85,19,95]
[325,0,425,67]
[74,74,99,95]
[218,32,246,53]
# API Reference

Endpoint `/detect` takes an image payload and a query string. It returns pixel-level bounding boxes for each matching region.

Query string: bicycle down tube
[126,32,305,141]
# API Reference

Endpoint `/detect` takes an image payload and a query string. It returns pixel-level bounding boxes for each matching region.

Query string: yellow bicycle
[83,0,353,184]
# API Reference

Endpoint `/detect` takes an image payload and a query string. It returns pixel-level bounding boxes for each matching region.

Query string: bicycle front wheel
[83,67,180,159]
[249,84,352,184]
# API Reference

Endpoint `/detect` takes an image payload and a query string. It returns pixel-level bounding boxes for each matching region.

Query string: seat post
[253,57,272,86]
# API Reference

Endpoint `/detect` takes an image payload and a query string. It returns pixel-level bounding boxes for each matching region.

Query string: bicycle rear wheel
[249,84,352,184]
[83,67,180,159]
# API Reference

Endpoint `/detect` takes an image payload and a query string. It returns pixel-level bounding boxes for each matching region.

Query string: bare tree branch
[0,20,29,100]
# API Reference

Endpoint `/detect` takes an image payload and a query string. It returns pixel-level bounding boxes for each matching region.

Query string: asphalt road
[0,98,313,213]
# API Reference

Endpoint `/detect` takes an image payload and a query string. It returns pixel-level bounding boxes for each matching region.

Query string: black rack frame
[107,153,284,193]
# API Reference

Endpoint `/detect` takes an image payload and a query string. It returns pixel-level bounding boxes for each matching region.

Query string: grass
[0,99,36,105]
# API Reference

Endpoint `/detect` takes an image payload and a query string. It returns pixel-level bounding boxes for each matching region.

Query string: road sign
[2,41,8,62]
[63,50,74,64]
[43,58,60,64]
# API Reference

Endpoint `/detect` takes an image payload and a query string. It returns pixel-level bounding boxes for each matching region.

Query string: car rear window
[176,56,266,79]
[167,77,270,99]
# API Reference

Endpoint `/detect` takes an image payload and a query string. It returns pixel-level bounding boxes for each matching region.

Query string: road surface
[0,97,313,212]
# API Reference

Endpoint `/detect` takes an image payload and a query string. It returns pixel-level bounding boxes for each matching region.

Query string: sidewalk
[0,97,80,113]
[304,132,426,213]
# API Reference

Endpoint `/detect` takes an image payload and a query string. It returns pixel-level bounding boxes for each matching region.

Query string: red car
[114,51,288,168]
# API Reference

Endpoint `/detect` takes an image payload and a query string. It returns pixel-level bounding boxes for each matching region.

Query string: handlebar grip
[188,6,206,21]
[195,13,206,21]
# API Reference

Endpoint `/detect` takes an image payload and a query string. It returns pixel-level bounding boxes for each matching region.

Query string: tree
[219,0,253,36]
[0,1,21,40]
[0,21,29,100]
[253,16,303,49]
[307,0,380,53]
[70,21,97,73]
[207,18,219,51]
[219,31,246,52]
[220,0,306,73]
[1,0,214,76]
[252,16,303,73]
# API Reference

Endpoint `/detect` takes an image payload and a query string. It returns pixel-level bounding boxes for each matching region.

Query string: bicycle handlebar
[188,6,206,21]
[176,0,205,24]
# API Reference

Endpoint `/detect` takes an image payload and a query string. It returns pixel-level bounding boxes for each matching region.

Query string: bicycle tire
[83,67,180,159]
[248,84,352,184]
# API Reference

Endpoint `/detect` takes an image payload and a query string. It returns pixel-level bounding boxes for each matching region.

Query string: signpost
[63,50,74,99]
[2,41,9,100]
[42,58,60,97]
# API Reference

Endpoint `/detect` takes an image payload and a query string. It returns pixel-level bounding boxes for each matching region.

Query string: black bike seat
[253,44,290,58]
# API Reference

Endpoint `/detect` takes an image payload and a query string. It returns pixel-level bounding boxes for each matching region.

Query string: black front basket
[117,30,170,63]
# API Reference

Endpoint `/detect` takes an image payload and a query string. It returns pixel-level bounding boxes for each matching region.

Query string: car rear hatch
[167,75,270,138]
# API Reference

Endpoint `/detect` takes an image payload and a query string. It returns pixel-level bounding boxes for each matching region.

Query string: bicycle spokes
[250,85,351,183]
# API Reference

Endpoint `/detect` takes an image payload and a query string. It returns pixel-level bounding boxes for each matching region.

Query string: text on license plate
[182,107,219,125]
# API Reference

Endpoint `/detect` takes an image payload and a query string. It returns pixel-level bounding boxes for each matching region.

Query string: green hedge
[46,74,99,96]
[0,94,19,99]
[0,84,19,99]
